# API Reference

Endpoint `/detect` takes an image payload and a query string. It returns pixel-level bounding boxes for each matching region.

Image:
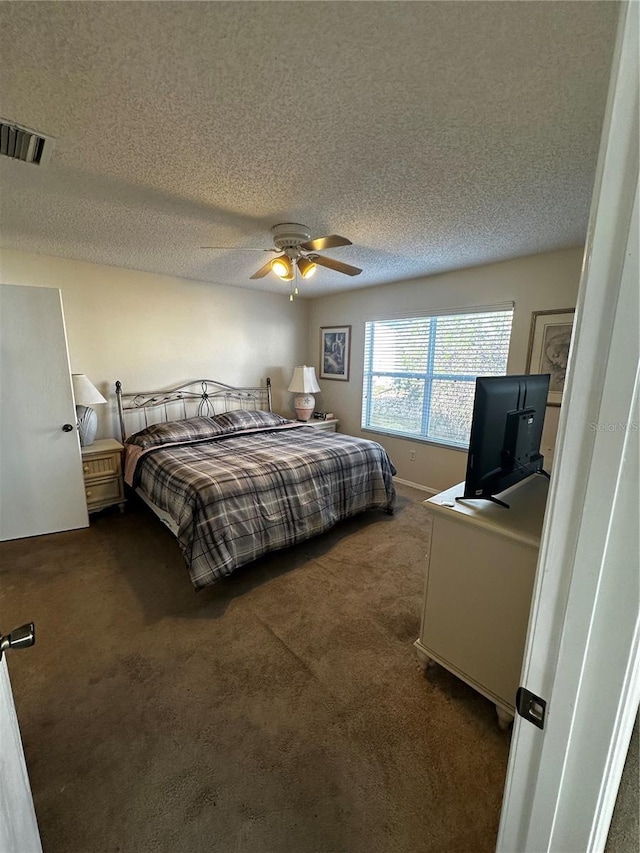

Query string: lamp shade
[72,374,107,406]
[287,366,321,394]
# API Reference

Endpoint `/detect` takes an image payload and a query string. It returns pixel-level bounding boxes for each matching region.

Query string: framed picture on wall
[320,325,351,381]
[526,309,575,406]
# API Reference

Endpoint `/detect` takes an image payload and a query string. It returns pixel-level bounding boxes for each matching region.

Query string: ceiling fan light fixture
[271,256,293,279]
[297,256,316,279]
[245,225,361,285]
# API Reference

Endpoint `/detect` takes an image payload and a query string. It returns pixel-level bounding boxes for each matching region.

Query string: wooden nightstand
[81,438,126,514]
[305,418,339,432]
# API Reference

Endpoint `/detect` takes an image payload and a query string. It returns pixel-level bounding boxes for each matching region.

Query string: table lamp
[72,374,107,446]
[287,366,321,421]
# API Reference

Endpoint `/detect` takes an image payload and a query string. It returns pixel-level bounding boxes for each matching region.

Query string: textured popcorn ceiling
[0,2,618,297]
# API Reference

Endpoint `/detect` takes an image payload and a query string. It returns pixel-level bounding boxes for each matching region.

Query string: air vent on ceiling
[0,119,53,165]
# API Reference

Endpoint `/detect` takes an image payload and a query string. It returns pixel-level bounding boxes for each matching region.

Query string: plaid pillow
[126,416,225,449]
[211,409,292,433]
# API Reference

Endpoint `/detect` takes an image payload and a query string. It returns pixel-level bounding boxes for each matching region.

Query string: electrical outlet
[409,450,416,461]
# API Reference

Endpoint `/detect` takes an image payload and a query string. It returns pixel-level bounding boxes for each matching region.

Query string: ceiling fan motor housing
[271,223,312,250]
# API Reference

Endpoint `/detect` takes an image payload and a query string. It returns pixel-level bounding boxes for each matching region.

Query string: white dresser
[414,474,548,728]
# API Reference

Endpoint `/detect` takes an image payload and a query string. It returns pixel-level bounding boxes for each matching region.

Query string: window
[361,307,514,448]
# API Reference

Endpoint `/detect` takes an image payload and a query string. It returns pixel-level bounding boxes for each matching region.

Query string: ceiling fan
[202,223,362,281]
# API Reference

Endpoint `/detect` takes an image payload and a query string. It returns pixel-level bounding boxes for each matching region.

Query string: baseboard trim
[393,477,439,496]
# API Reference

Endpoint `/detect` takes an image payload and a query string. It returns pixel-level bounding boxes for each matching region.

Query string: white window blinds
[362,307,514,447]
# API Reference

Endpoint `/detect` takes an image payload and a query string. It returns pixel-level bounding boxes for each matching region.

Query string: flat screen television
[458,374,551,508]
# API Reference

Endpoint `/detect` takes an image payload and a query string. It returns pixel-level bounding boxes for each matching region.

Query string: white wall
[307,248,584,492]
[0,246,583,485]
[0,249,309,439]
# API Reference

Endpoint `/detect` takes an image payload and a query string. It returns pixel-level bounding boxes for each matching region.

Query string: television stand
[455,494,511,509]
[456,469,551,509]
[415,475,549,729]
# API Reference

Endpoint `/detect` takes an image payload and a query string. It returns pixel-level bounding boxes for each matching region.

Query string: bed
[116,378,396,589]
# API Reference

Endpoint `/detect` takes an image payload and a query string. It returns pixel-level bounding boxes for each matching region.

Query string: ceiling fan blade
[311,255,362,276]
[300,234,352,252]
[200,246,272,251]
[250,257,279,279]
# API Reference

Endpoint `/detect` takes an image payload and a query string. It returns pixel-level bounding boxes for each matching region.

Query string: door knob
[0,623,35,661]
[62,423,74,432]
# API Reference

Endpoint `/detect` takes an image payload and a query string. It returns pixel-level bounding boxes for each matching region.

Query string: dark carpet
[0,483,510,853]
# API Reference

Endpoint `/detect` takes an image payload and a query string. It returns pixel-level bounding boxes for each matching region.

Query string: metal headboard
[115,377,272,442]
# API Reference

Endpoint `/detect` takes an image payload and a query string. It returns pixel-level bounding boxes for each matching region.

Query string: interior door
[0,284,88,540]
[0,652,42,852]
[497,3,639,849]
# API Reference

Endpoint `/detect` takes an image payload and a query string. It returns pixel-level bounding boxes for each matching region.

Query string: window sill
[361,427,468,452]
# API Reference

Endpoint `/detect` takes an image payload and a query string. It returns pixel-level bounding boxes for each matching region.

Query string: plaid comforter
[132,426,396,588]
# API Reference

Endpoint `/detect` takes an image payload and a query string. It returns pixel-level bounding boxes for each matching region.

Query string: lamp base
[293,394,315,422]
[76,405,97,446]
